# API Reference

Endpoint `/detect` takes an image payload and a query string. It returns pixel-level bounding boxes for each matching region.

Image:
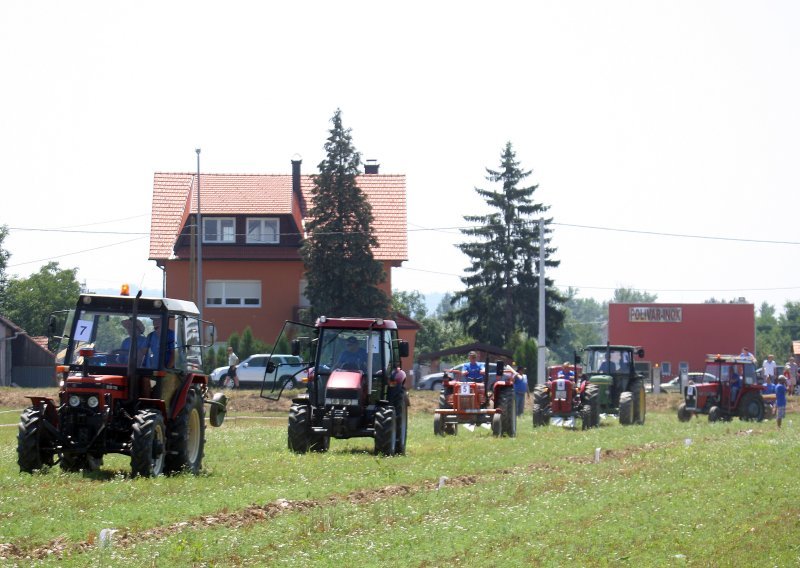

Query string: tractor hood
[326,370,363,391]
[587,374,613,386]
[65,374,127,390]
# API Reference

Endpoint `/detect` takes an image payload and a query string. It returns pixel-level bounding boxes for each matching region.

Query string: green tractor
[580,344,647,425]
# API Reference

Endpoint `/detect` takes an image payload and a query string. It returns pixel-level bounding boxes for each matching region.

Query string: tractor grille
[459,393,477,410]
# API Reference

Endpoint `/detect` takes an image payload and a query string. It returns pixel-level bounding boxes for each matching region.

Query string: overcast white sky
[2,1,799,312]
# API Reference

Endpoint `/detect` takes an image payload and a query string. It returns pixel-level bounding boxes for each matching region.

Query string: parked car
[658,372,716,393]
[210,353,307,388]
[416,362,497,390]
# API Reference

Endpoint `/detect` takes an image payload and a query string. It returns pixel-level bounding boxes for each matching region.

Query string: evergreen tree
[301,109,389,318]
[450,142,564,347]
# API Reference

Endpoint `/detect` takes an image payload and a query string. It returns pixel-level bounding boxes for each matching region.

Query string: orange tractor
[433,360,517,437]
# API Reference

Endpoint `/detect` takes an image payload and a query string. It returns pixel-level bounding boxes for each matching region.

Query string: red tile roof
[149,173,407,262]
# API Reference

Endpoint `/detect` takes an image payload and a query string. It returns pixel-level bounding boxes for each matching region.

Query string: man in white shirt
[762,354,777,383]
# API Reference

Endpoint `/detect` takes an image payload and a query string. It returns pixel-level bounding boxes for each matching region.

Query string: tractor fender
[137,398,168,416]
[27,396,60,428]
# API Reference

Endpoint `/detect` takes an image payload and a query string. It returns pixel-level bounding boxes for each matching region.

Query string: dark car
[416,362,497,390]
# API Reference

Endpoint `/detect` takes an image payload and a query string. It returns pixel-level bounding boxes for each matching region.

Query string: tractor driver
[336,336,367,371]
[118,317,147,363]
[453,351,485,382]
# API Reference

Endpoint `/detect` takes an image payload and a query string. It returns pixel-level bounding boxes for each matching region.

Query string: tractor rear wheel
[288,403,313,453]
[374,406,397,456]
[166,387,205,475]
[581,405,593,430]
[438,386,452,409]
[532,404,547,427]
[738,392,765,422]
[497,387,517,437]
[677,403,693,422]
[584,383,600,427]
[17,407,55,473]
[130,410,166,477]
[532,385,550,409]
[708,405,722,422]
[630,380,646,425]
[619,392,634,425]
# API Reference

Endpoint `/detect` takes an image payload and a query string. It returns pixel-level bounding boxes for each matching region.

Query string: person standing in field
[227,346,240,388]
[762,354,777,384]
[784,356,798,395]
[775,376,787,429]
[513,366,529,416]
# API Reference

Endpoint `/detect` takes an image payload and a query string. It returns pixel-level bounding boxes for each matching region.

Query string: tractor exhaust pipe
[127,290,143,404]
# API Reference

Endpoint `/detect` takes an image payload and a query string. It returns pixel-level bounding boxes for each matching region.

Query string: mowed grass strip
[31,418,800,567]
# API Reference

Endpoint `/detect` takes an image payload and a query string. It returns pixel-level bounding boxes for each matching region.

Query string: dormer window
[246,218,279,244]
[203,217,236,243]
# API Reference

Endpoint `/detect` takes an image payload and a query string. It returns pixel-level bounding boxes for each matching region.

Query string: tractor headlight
[87,396,99,408]
[69,395,81,407]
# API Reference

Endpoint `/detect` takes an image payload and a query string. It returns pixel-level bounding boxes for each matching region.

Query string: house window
[205,280,261,308]
[203,217,236,243]
[246,218,279,244]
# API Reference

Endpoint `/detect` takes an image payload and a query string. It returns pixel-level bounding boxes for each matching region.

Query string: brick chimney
[291,156,306,215]
[364,159,380,174]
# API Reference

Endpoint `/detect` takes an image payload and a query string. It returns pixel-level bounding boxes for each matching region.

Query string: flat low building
[608,302,755,380]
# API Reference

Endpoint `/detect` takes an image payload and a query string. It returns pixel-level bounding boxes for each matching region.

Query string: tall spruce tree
[451,142,564,346]
[301,109,389,319]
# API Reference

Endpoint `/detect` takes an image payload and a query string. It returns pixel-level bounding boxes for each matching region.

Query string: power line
[7,237,147,268]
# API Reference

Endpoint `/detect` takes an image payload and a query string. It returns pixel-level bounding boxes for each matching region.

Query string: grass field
[0,389,798,567]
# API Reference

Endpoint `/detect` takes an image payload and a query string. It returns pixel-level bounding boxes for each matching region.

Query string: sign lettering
[628,307,682,323]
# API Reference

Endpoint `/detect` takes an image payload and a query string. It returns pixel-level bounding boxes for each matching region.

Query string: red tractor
[678,354,765,422]
[272,317,410,456]
[433,360,517,437]
[17,291,226,477]
[532,369,597,430]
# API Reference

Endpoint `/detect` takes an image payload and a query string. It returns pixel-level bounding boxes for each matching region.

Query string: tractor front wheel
[288,403,313,453]
[631,380,646,425]
[130,410,167,477]
[166,387,205,475]
[708,405,722,422]
[374,406,397,456]
[438,386,453,410]
[738,392,765,422]
[581,405,593,430]
[497,387,517,437]
[584,383,601,427]
[619,392,634,425]
[491,413,502,436]
[677,403,693,422]
[17,407,55,473]
[433,413,444,436]
[532,404,547,427]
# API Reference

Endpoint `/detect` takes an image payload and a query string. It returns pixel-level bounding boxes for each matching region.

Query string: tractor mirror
[637,348,645,358]
[266,361,276,373]
[573,351,581,365]
[47,314,58,337]
[291,338,301,357]
[496,360,505,375]
[205,324,216,346]
[398,340,409,359]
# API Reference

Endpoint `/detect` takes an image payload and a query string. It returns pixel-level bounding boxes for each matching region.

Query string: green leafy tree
[239,327,256,360]
[204,346,218,375]
[612,287,657,303]
[451,142,565,347]
[0,225,11,312]
[508,332,537,381]
[2,262,80,336]
[754,301,797,363]
[301,109,389,319]
[391,289,427,321]
[227,332,241,356]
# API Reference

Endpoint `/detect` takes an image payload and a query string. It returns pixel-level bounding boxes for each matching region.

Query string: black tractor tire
[630,379,646,425]
[491,413,502,436]
[444,421,458,436]
[738,392,765,422]
[618,391,634,425]
[130,410,167,478]
[438,386,453,410]
[17,407,55,473]
[374,406,397,456]
[677,403,693,422]
[288,403,313,453]
[584,383,601,427]
[581,405,593,430]
[532,385,550,408]
[708,405,722,423]
[394,394,408,455]
[433,413,444,436]
[165,387,205,475]
[497,387,517,437]
[532,404,547,427]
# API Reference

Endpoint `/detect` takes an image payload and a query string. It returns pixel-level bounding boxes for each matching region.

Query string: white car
[210,353,307,389]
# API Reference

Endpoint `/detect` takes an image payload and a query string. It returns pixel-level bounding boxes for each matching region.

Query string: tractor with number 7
[17,290,227,477]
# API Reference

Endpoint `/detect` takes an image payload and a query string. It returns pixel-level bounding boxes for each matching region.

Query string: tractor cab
[580,344,647,425]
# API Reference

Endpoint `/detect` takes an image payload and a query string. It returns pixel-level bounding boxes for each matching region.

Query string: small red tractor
[271,317,410,456]
[17,291,226,477]
[532,366,598,429]
[433,360,517,437]
[678,354,765,422]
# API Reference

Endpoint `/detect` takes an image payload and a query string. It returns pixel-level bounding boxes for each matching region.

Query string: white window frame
[246,217,280,244]
[205,280,261,308]
[203,217,236,244]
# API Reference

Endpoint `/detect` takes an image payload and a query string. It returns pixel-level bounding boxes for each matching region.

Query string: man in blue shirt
[775,376,787,429]
[336,336,367,371]
[513,366,529,415]
[118,318,147,364]
[144,317,175,369]
[454,351,485,381]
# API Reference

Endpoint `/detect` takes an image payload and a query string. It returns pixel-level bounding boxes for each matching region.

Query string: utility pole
[537,217,546,386]
[196,148,203,321]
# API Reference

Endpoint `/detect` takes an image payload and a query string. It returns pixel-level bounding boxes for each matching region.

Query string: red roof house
[148,160,416,351]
